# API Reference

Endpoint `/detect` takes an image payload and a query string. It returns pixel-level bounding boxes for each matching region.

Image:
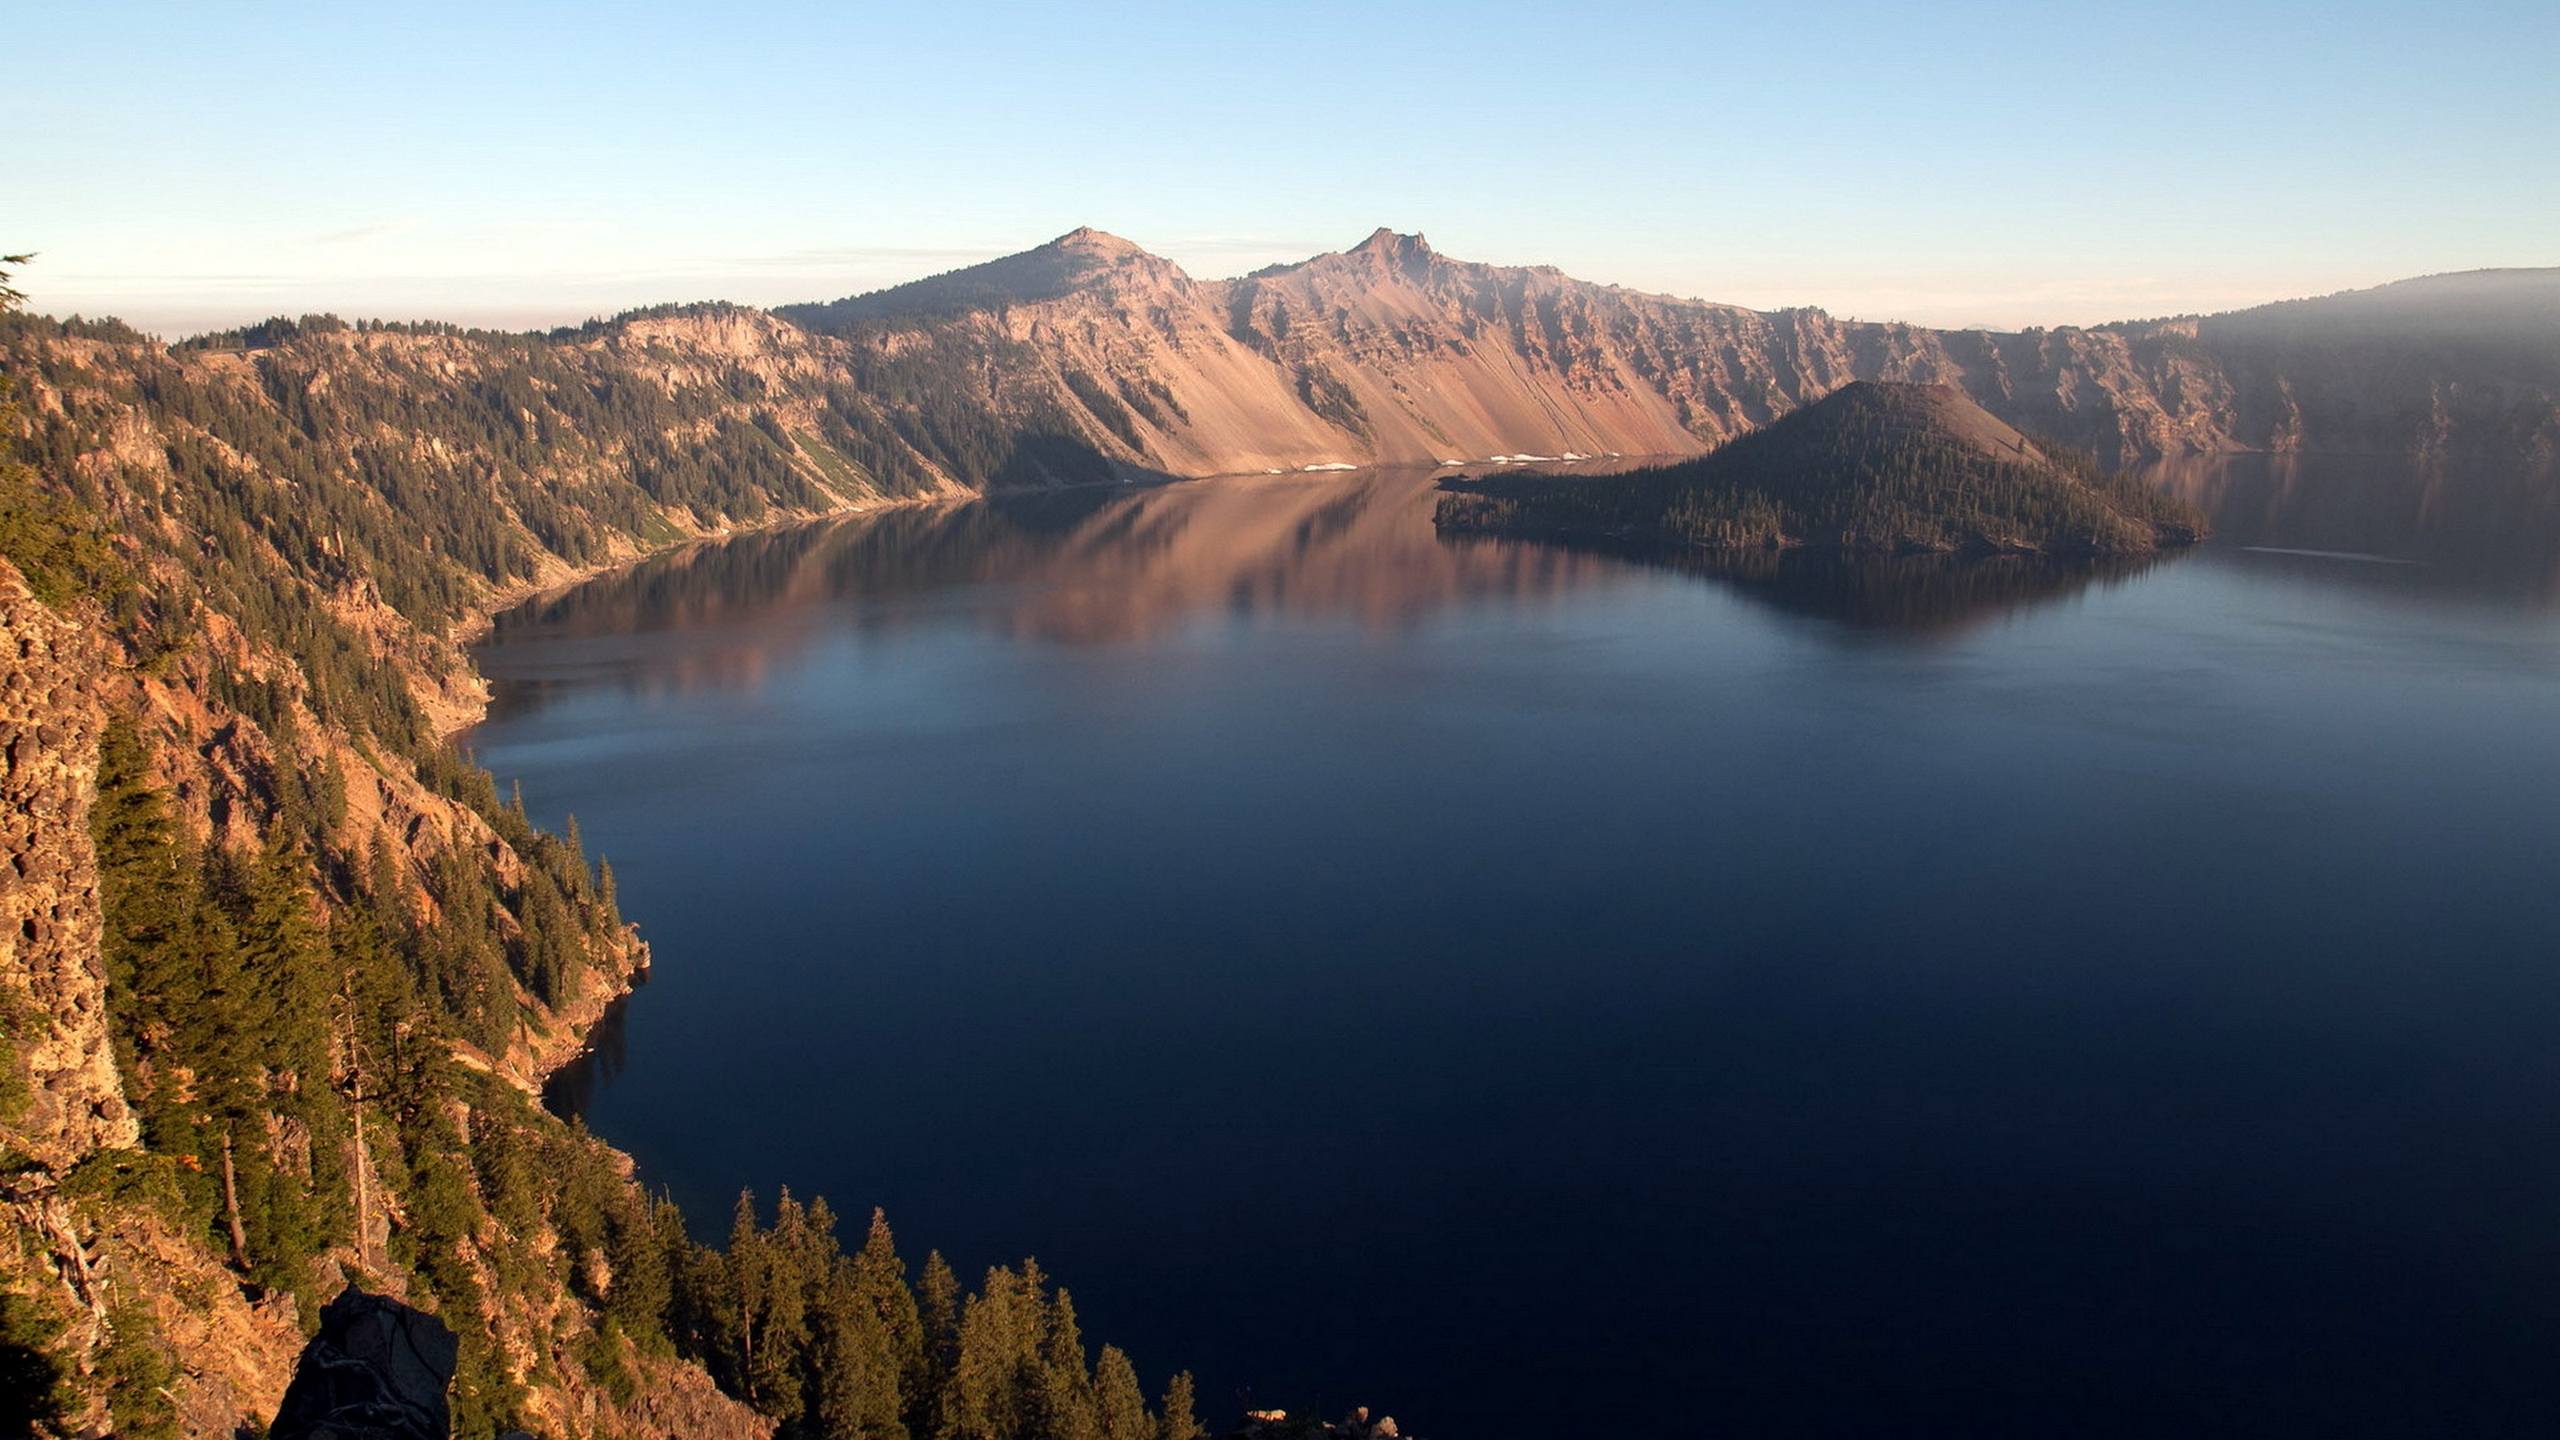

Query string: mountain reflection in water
[2140,451,2560,606]
[486,465,2198,723]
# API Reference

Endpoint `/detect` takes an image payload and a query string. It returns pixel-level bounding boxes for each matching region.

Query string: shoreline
[438,493,900,742]
[453,468,1207,1084]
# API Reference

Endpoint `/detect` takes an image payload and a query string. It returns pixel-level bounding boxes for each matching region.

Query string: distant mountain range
[11,232,2556,527]
[771,228,2560,476]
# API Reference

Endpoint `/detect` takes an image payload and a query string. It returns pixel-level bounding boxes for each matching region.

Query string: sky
[7,0,2556,335]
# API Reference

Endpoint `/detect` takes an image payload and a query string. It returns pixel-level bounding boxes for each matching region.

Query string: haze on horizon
[9,0,2555,337]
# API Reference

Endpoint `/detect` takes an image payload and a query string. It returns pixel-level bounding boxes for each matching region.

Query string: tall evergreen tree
[722,1191,773,1406]
[809,1262,901,1440]
[918,1249,963,1438]
[1094,1345,1152,1440]
[1039,1287,1100,1440]
[855,1208,928,1410]
[947,1266,1036,1440]
[1159,1372,1204,1440]
[756,1191,815,1422]
[92,718,206,1116]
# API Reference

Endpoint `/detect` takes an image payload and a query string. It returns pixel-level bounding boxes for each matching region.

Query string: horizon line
[13,229,2554,346]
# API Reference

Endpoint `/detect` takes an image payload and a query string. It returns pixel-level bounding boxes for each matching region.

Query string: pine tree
[757,1190,814,1422]
[218,833,343,1295]
[233,834,333,1091]
[1095,1345,1152,1440]
[854,1212,926,1391]
[723,1191,771,1405]
[1160,1372,1204,1440]
[330,878,417,1277]
[917,1249,962,1438]
[92,718,207,1119]
[947,1266,1037,1440]
[1039,1286,1100,1440]
[602,1183,674,1346]
[597,856,622,930]
[651,1191,707,1354]
[810,1258,903,1440]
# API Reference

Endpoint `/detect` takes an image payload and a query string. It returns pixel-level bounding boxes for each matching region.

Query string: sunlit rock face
[0,561,133,1169]
[783,233,2560,475]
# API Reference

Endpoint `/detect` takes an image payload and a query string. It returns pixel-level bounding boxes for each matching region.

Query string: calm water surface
[473,458,2560,1438]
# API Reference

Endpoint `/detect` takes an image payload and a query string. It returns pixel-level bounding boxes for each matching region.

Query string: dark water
[472,457,2560,1439]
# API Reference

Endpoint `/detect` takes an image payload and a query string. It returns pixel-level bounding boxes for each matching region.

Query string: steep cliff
[0,566,130,1170]
[0,301,814,1435]
[785,231,2560,471]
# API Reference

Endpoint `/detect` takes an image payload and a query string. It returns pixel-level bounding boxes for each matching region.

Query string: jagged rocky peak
[1347,227,1435,266]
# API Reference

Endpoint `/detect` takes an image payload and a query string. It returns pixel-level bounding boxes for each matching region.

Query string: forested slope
[1433,383,2208,556]
[0,272,1205,1440]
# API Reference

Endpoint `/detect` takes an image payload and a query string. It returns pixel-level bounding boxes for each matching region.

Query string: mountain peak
[1050,225,1146,257]
[783,227,1171,327]
[1350,228,1433,263]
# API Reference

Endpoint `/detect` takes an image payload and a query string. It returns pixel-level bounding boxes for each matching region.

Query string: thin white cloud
[306,219,419,246]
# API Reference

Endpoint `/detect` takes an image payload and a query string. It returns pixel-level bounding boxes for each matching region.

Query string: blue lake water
[472,458,2560,1438]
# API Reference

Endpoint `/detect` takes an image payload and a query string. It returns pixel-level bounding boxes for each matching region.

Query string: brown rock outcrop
[0,561,135,1169]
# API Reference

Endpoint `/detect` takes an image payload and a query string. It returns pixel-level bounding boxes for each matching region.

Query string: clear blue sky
[9,0,2555,334]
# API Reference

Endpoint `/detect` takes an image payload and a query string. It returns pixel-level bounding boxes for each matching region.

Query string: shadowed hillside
[1432,382,2208,556]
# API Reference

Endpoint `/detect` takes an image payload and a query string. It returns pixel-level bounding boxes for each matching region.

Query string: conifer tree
[1039,1286,1101,1440]
[810,1261,902,1440]
[917,1249,962,1437]
[723,1191,772,1405]
[1160,1372,1204,1440]
[851,1214,925,1378]
[1094,1345,1152,1440]
[948,1266,1036,1440]
[233,834,333,1091]
[602,1184,674,1346]
[92,718,206,1117]
[597,856,622,929]
[649,1192,705,1353]
[757,1191,815,1421]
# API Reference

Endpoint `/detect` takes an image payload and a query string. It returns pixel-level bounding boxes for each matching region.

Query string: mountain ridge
[770,230,2560,474]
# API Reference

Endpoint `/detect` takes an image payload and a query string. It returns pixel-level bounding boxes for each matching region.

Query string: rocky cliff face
[0,565,131,1170]
[785,232,2560,474]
